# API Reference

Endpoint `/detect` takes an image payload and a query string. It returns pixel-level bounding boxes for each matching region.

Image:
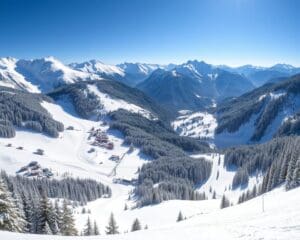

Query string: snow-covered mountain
[71,60,166,86]
[220,63,300,87]
[0,57,101,93]
[173,74,300,147]
[70,60,126,83]
[16,57,101,92]
[117,62,165,86]
[137,69,214,111]
[137,60,254,112]
[0,57,40,92]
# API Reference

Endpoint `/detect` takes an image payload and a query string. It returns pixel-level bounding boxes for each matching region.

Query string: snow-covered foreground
[0,187,299,239]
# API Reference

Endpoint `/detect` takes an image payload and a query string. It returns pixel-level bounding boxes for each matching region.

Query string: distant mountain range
[1,56,300,112]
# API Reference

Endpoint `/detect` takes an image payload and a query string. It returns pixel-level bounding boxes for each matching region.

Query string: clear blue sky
[0,0,299,66]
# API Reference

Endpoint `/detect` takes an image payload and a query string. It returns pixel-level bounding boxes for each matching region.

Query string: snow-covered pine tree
[105,212,119,235]
[93,220,100,235]
[60,200,77,236]
[220,194,230,209]
[36,193,59,235]
[54,200,62,234]
[83,216,93,236]
[177,211,184,222]
[212,190,216,199]
[0,178,25,232]
[131,218,142,232]
[21,194,33,232]
[291,157,300,188]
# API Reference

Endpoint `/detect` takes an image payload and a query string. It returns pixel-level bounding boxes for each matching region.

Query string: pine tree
[93,220,100,235]
[60,200,77,236]
[212,191,216,199]
[176,211,184,222]
[131,218,141,232]
[21,194,33,232]
[220,194,230,209]
[0,178,25,232]
[105,213,119,235]
[291,158,300,188]
[36,194,58,235]
[83,216,93,236]
[54,200,62,234]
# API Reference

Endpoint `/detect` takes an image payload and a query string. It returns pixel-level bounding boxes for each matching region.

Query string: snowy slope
[191,153,262,202]
[0,57,102,93]
[172,111,217,139]
[87,84,154,119]
[0,57,40,92]
[16,57,101,92]
[70,60,125,77]
[172,87,300,148]
[0,186,299,239]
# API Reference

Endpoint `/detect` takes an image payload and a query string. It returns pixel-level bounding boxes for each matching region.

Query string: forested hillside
[216,74,300,143]
[0,87,64,138]
[224,136,300,192]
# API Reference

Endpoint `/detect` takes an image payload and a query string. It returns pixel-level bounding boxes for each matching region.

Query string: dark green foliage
[0,87,64,138]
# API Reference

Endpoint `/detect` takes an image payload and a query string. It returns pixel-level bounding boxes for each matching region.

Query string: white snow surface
[87,84,154,119]
[70,60,125,76]
[0,187,299,239]
[172,112,217,139]
[0,57,40,92]
[0,57,102,93]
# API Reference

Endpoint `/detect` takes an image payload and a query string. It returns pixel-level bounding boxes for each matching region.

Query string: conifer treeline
[225,136,300,193]
[0,170,111,235]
